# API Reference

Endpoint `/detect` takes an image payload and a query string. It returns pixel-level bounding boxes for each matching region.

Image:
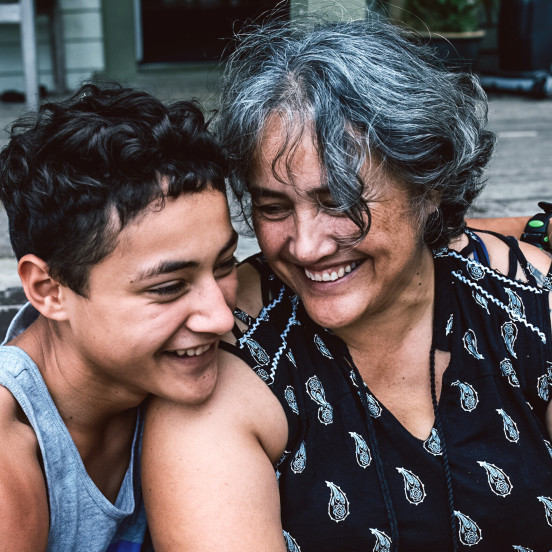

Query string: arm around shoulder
[142,349,288,552]
[0,386,49,551]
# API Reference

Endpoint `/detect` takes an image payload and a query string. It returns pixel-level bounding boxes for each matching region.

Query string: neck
[11,315,144,438]
[10,315,141,502]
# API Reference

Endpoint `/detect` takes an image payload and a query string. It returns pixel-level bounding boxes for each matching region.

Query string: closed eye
[148,281,187,297]
[252,202,292,220]
[215,255,237,277]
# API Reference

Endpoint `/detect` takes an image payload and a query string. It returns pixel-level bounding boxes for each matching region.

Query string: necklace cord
[430,343,459,552]
[345,353,400,551]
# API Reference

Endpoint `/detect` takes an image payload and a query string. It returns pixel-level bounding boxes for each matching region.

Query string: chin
[190,376,218,405]
[167,370,218,406]
[303,300,360,331]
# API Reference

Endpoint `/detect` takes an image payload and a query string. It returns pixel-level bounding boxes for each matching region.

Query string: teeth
[304,262,358,282]
[173,344,211,357]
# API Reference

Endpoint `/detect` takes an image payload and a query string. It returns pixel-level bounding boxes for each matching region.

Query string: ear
[428,189,442,211]
[17,254,69,321]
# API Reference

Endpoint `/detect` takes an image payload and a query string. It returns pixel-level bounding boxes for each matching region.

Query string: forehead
[252,114,321,187]
[90,189,234,284]
[252,114,390,197]
[257,112,316,163]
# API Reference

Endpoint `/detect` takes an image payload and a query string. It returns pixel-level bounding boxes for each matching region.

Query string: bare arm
[0,386,49,551]
[142,350,288,552]
[466,217,529,239]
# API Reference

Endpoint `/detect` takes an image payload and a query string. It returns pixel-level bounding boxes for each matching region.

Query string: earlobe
[428,190,442,212]
[18,255,69,321]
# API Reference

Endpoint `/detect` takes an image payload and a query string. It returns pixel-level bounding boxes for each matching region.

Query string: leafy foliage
[406,0,481,32]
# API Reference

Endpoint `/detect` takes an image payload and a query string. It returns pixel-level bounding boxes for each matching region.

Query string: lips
[304,261,360,282]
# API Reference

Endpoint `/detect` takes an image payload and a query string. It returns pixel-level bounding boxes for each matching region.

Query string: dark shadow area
[140,0,289,63]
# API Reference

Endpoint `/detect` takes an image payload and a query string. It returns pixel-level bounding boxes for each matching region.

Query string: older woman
[143,16,552,551]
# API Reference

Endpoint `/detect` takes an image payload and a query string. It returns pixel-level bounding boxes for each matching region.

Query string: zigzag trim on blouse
[238,285,286,348]
[451,270,547,344]
[265,296,300,385]
[440,249,545,294]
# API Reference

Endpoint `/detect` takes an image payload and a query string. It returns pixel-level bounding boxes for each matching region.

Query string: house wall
[0,0,375,96]
[0,0,104,96]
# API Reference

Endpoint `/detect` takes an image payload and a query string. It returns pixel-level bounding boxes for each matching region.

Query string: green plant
[406,0,482,33]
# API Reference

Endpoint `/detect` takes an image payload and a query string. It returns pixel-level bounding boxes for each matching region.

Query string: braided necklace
[429,343,459,552]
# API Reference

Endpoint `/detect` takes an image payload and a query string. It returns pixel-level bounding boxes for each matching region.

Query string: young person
[0,84,238,551]
[143,17,552,551]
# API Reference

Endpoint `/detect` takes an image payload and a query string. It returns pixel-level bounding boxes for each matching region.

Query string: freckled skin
[250,117,434,340]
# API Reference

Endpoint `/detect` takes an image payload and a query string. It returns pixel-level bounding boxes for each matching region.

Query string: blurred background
[0,0,551,333]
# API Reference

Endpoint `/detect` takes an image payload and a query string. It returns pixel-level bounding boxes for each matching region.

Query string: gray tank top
[1,304,147,551]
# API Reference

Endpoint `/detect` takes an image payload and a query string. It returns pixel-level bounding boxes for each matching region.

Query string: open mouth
[304,261,361,282]
[169,343,213,358]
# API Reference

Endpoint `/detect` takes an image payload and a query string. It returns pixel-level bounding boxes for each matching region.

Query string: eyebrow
[133,230,238,281]
[250,184,331,200]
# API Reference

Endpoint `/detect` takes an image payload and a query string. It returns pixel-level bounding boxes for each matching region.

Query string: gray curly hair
[218,14,495,246]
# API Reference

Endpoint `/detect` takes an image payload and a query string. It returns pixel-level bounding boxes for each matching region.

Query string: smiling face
[250,118,434,337]
[59,187,238,405]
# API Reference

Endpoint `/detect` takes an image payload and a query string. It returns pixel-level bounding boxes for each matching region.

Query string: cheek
[253,218,286,255]
[332,216,362,242]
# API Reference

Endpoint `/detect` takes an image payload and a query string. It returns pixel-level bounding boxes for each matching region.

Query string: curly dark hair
[218,15,496,246]
[0,83,226,296]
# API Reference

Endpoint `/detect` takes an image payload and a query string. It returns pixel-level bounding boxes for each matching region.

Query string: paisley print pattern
[463,329,485,360]
[369,529,391,552]
[473,291,490,314]
[396,467,426,505]
[227,234,552,551]
[325,481,350,522]
[446,313,454,335]
[285,385,299,415]
[242,336,270,366]
[291,442,307,474]
[537,364,552,402]
[314,334,333,359]
[500,358,520,387]
[477,461,513,497]
[454,510,483,545]
[467,260,485,280]
[286,350,297,368]
[501,321,518,358]
[306,376,333,425]
[365,393,382,418]
[505,288,525,320]
[349,432,371,468]
[451,380,479,412]
[544,439,552,459]
[284,530,301,552]
[537,496,552,526]
[496,408,520,443]
[423,428,443,456]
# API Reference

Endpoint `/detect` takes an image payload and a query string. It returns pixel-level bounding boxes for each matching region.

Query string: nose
[288,209,338,264]
[185,277,236,336]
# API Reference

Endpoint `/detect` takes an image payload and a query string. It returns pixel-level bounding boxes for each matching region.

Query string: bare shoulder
[472,231,552,279]
[143,350,288,551]
[145,349,288,464]
[0,385,49,550]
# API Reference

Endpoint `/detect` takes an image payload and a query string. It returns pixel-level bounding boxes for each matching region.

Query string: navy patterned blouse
[222,232,552,551]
